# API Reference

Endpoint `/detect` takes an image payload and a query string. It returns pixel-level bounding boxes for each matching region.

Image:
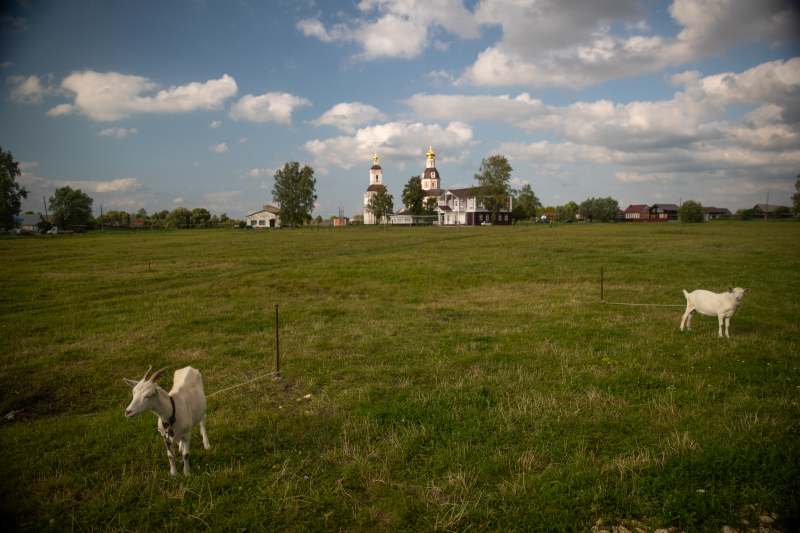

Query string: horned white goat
[124,365,210,476]
[680,287,750,338]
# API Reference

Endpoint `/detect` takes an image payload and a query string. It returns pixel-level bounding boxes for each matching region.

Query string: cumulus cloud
[7,74,58,104]
[209,142,229,153]
[238,137,248,143]
[97,127,137,138]
[296,0,479,61]
[240,167,278,180]
[44,70,237,121]
[209,120,221,128]
[462,0,800,87]
[228,92,311,124]
[173,198,183,204]
[309,102,388,133]
[304,120,475,170]
[299,0,799,88]
[401,59,800,196]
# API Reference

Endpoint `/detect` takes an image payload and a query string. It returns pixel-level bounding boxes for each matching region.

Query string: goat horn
[149,366,172,383]
[141,365,153,382]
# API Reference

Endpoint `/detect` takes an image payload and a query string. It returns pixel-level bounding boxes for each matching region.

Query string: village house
[623,205,650,219]
[751,204,791,218]
[334,217,350,226]
[703,207,732,220]
[246,205,281,229]
[649,204,679,220]
[19,213,45,233]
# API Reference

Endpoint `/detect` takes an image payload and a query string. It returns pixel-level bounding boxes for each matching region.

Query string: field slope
[1,222,798,532]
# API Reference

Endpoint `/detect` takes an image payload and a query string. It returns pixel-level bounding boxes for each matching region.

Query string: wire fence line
[205,371,280,398]
[602,301,685,307]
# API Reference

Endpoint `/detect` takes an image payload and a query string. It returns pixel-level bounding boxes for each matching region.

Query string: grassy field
[1,221,798,532]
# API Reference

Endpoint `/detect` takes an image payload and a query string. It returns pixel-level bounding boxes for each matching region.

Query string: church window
[432,172,436,179]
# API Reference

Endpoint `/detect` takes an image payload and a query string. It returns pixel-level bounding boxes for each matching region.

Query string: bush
[678,200,705,223]
[740,209,759,221]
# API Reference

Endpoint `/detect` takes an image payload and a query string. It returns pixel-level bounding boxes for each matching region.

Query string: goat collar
[161,394,176,437]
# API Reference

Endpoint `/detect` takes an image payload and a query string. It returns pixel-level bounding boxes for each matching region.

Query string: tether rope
[602,301,684,307]
[206,371,279,398]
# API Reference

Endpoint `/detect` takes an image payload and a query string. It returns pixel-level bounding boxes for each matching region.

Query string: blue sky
[2,0,798,218]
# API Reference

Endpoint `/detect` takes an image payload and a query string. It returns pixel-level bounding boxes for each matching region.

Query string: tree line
[4,146,799,233]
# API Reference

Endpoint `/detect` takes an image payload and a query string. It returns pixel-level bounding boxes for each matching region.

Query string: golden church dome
[426,142,435,159]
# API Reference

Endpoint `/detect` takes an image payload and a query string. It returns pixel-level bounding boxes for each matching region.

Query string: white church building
[376,143,512,226]
[363,152,388,225]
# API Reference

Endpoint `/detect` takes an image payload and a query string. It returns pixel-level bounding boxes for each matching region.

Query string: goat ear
[728,286,733,292]
[744,288,750,292]
[123,378,138,388]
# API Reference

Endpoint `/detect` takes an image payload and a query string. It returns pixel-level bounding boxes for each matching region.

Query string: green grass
[1,221,798,532]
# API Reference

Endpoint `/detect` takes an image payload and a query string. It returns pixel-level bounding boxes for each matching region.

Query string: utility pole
[100,204,104,232]
[765,192,769,221]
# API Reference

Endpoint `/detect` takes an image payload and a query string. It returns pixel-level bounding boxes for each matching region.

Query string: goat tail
[682,289,689,300]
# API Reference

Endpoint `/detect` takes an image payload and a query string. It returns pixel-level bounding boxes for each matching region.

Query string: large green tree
[402,175,425,214]
[469,155,513,223]
[191,207,211,228]
[366,186,394,224]
[678,200,705,223]
[0,146,29,232]
[555,201,579,221]
[515,184,541,220]
[423,197,438,215]
[579,198,596,222]
[49,186,93,229]
[164,207,191,229]
[578,197,618,222]
[594,197,620,222]
[793,172,800,217]
[272,161,317,228]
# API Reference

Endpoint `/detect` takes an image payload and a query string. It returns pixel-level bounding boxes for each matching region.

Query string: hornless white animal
[680,287,750,338]
[124,366,210,476]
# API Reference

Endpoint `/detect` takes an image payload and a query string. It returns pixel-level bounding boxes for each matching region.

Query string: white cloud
[1,61,14,68]
[173,197,183,204]
[240,167,277,180]
[228,92,311,124]
[396,59,800,194]
[45,70,237,121]
[18,161,37,170]
[309,102,388,133]
[209,120,221,128]
[296,0,479,61]
[304,120,475,170]
[209,142,229,153]
[97,127,137,138]
[7,74,57,104]
[299,0,799,88]
[462,0,800,88]
[238,137,248,143]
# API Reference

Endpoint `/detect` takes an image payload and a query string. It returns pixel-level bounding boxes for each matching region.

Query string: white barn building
[246,205,281,229]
